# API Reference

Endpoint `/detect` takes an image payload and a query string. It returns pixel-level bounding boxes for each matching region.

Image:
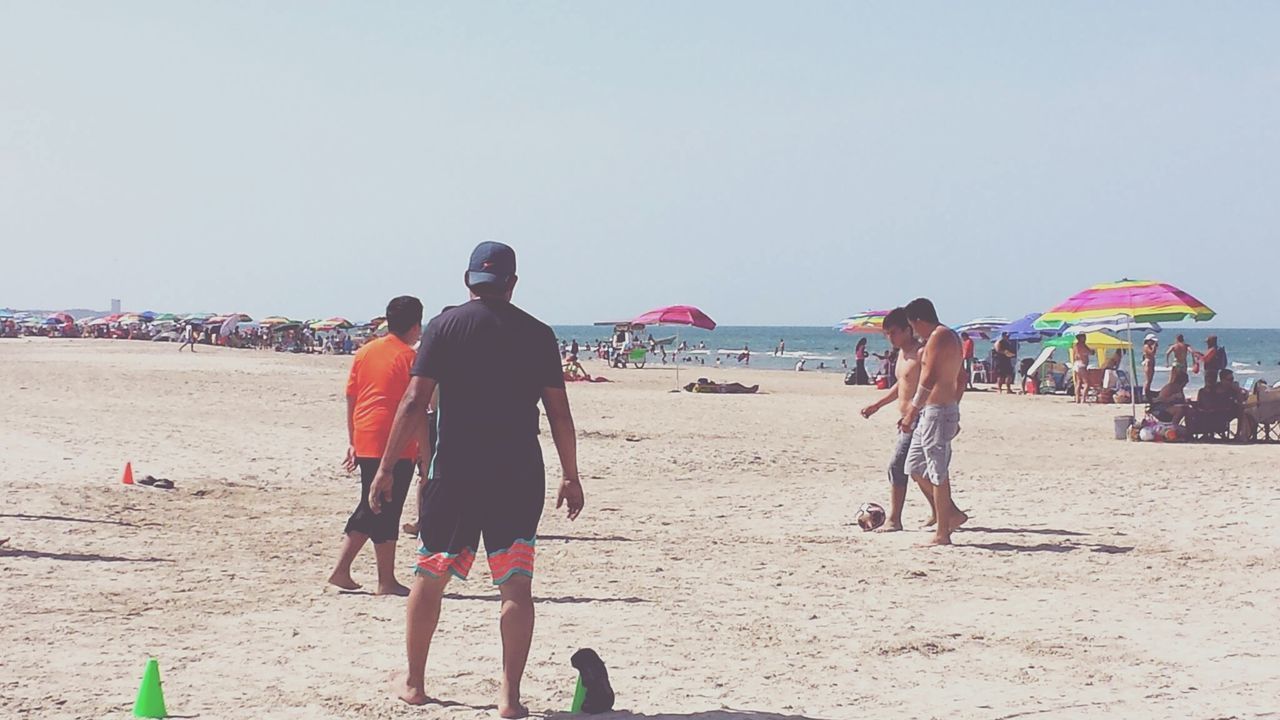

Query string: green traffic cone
[132,658,167,718]
[569,675,586,713]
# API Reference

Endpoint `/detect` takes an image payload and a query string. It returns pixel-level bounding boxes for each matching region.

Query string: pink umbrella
[632,305,717,331]
[631,305,716,387]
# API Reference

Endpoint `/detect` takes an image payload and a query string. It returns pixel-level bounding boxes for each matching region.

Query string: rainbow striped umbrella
[1034,279,1214,330]
[1035,279,1213,417]
[836,310,888,334]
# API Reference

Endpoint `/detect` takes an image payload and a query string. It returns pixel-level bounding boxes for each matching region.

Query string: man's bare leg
[497,575,535,719]
[328,532,367,590]
[876,484,907,533]
[920,479,956,546]
[373,541,410,596]
[397,572,449,705]
[913,474,938,526]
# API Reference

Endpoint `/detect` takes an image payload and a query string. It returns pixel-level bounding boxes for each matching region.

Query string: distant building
[111,299,121,314]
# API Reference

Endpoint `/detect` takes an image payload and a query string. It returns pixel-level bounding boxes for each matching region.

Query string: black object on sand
[570,648,615,713]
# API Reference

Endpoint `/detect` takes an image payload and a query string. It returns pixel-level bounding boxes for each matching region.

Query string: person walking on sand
[961,332,975,390]
[1071,333,1093,404]
[369,242,584,718]
[178,322,197,352]
[861,307,960,532]
[899,298,968,547]
[328,295,430,596]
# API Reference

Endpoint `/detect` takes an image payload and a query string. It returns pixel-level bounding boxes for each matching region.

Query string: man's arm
[861,385,899,418]
[369,375,437,512]
[541,387,583,520]
[343,394,357,472]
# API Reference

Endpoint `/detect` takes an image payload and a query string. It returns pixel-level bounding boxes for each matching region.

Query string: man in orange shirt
[328,295,428,596]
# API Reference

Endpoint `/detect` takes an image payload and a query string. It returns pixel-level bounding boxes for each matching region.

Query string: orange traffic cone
[122,462,134,485]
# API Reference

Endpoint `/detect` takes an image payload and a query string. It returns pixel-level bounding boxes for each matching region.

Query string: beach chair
[970,360,990,384]
[1182,401,1238,442]
[1243,383,1280,442]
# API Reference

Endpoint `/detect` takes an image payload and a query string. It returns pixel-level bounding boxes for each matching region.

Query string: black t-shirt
[412,298,564,475]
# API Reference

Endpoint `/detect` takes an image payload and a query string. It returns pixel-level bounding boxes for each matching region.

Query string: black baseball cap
[466,241,516,288]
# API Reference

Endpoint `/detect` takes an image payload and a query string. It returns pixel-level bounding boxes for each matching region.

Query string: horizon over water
[551,325,1280,389]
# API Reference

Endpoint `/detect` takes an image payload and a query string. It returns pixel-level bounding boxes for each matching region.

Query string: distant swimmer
[900,298,968,547]
[776,339,785,356]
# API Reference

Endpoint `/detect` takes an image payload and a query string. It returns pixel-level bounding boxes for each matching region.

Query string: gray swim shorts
[905,403,960,486]
[887,430,912,488]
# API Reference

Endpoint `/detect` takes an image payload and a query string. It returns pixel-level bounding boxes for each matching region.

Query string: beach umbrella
[995,314,1054,343]
[632,305,716,331]
[1056,315,1161,335]
[954,316,1011,339]
[0,309,13,319]
[1036,279,1214,417]
[631,305,717,386]
[151,313,178,323]
[259,316,292,327]
[836,310,888,334]
[312,317,353,330]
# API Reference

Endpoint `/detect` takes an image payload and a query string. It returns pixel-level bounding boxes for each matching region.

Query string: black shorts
[345,458,414,544]
[414,447,545,586]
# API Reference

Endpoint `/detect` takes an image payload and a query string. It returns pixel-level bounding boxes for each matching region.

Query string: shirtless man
[860,307,939,531]
[1165,334,1194,378]
[899,297,968,547]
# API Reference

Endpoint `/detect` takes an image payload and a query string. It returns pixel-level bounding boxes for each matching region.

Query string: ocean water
[552,325,1280,389]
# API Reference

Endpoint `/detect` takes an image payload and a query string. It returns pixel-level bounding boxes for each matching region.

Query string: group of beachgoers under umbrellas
[835,278,1216,416]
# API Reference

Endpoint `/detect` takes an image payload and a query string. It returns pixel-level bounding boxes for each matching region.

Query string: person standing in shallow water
[370,241,584,718]
[329,295,429,596]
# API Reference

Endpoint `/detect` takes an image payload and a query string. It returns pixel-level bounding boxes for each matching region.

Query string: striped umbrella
[954,316,1011,339]
[836,310,888,334]
[1035,279,1214,416]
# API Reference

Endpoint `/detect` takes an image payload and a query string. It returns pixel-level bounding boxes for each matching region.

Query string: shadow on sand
[444,593,651,605]
[965,541,1134,555]
[962,526,1088,537]
[0,547,173,563]
[544,710,835,720]
[0,512,148,528]
[539,534,637,542]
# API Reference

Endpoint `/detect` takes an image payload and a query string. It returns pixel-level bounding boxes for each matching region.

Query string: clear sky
[2,2,1277,326]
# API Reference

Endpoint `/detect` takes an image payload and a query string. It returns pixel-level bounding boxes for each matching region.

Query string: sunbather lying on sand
[683,378,759,394]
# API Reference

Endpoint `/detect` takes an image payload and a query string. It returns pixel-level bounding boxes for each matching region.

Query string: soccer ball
[856,503,887,532]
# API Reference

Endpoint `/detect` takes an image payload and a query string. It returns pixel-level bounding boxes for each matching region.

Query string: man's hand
[368,465,395,514]
[898,405,920,433]
[343,445,357,474]
[556,477,584,520]
[860,403,880,419]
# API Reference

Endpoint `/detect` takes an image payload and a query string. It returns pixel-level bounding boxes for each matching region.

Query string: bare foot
[499,683,528,719]
[498,700,529,719]
[954,510,970,529]
[922,516,937,529]
[402,523,418,536]
[874,520,904,533]
[916,536,953,548]
[327,571,361,591]
[395,675,428,706]
[376,582,411,597]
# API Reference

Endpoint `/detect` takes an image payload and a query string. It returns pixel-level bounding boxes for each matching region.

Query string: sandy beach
[3,339,1278,720]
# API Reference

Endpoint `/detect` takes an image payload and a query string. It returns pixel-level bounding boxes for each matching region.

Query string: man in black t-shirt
[369,241,584,717]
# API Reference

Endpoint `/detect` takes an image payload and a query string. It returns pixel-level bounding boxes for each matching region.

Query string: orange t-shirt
[346,335,419,460]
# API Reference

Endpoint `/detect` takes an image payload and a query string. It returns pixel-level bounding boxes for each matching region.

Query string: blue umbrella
[997,313,1053,343]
